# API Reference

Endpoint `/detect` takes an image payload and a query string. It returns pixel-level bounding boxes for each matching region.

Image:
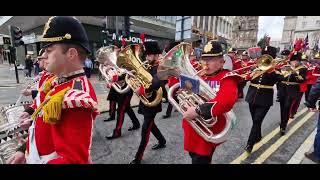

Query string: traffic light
[123,16,131,38]
[9,26,24,47]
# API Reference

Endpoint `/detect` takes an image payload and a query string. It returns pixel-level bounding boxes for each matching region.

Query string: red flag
[140,33,145,44]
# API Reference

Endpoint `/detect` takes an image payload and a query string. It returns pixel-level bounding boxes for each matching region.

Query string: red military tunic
[182,69,240,156]
[26,72,98,164]
[233,58,242,72]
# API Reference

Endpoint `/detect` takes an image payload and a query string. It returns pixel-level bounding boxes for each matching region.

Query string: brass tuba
[96,46,130,94]
[117,44,163,107]
[158,42,237,144]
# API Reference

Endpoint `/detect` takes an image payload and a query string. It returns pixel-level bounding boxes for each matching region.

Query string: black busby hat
[201,41,223,57]
[228,48,237,53]
[40,16,91,54]
[262,46,277,59]
[144,41,162,55]
[290,51,302,61]
[164,41,180,53]
[281,49,290,56]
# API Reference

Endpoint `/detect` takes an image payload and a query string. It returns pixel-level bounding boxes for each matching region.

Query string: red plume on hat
[288,38,304,59]
[140,33,145,44]
[121,38,126,47]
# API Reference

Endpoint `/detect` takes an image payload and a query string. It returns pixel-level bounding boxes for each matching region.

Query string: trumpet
[239,54,276,79]
[96,46,130,94]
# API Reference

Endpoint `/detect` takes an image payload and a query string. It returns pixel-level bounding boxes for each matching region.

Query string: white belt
[26,120,60,164]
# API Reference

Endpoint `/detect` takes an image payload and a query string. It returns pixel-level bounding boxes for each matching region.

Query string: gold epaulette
[32,87,71,124]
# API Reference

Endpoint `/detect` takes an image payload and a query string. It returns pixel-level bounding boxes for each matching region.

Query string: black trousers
[280,96,297,130]
[135,113,166,160]
[189,150,215,164]
[114,95,140,133]
[276,83,281,100]
[291,92,303,117]
[109,100,116,119]
[161,84,168,102]
[84,67,91,78]
[165,89,179,116]
[247,104,270,146]
[305,84,313,102]
[238,81,246,98]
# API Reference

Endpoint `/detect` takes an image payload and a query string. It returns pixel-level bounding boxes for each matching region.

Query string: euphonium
[158,42,237,144]
[96,46,130,94]
[116,44,163,107]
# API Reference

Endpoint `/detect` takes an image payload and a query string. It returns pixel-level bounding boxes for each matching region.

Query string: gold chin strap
[41,33,72,42]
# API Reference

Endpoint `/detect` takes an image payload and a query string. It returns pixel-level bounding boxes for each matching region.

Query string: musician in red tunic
[13,16,98,164]
[182,41,241,164]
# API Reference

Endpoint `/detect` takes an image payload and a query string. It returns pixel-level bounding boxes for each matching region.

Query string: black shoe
[256,136,262,143]
[245,145,253,153]
[162,114,171,119]
[129,158,141,164]
[103,117,115,122]
[276,98,280,102]
[280,129,286,136]
[128,125,140,131]
[106,131,121,140]
[305,152,320,163]
[151,142,166,150]
[289,115,295,119]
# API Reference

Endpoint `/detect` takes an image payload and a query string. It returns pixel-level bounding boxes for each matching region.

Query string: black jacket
[107,74,133,102]
[138,65,162,115]
[278,66,307,99]
[245,71,284,106]
[25,58,33,69]
[305,76,320,108]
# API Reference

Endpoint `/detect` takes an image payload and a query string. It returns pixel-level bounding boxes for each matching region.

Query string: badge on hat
[40,16,91,54]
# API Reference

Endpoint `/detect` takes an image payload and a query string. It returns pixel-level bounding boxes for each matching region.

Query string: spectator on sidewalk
[25,55,33,77]
[304,77,320,164]
[33,58,41,76]
[84,57,93,78]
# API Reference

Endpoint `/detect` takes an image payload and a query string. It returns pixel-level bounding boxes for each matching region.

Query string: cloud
[258,16,284,41]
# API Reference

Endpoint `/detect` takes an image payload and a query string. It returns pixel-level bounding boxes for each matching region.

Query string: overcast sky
[257,16,285,42]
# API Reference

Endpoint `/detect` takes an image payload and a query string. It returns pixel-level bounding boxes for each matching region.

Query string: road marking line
[252,112,315,164]
[230,107,308,164]
[287,128,316,164]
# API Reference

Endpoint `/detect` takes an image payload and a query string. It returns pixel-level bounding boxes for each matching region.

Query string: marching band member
[7,49,54,164]
[278,52,307,136]
[182,41,241,164]
[24,16,98,164]
[237,51,250,98]
[130,41,167,164]
[275,49,291,102]
[105,63,141,139]
[243,53,285,153]
[290,54,309,118]
[304,53,320,103]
